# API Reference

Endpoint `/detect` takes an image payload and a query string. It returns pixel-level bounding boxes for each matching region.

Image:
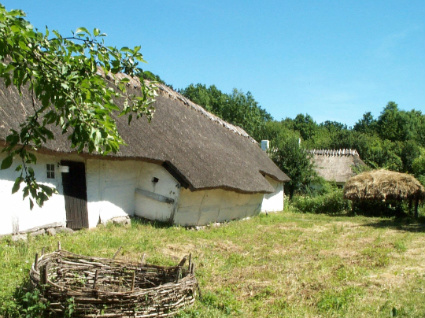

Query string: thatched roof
[0,76,289,194]
[310,149,365,184]
[343,169,425,201]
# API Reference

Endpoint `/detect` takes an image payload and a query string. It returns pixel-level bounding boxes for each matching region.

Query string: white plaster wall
[134,162,180,223]
[0,150,184,234]
[86,159,142,227]
[0,147,284,234]
[0,149,66,235]
[86,160,181,226]
[174,188,263,226]
[261,176,284,213]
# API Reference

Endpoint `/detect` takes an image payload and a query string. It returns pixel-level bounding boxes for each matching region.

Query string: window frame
[46,163,55,179]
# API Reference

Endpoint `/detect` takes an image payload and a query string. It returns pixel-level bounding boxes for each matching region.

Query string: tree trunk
[414,197,419,219]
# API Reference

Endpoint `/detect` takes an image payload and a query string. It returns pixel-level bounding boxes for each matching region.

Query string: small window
[46,164,55,179]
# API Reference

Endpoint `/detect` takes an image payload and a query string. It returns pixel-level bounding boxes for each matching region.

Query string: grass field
[1,210,425,317]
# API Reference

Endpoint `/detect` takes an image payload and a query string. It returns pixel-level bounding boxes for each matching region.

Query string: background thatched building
[310,149,366,186]
[0,77,289,235]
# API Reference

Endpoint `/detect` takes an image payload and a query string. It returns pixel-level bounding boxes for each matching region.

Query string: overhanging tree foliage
[0,5,156,208]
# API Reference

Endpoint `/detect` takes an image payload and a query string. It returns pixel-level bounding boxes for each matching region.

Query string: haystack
[343,169,425,217]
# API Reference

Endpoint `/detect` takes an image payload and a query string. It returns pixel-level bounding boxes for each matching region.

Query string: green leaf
[10,25,21,33]
[27,152,37,164]
[19,41,27,50]
[1,155,13,170]
[120,46,131,52]
[27,167,35,176]
[23,186,29,198]
[75,27,90,35]
[12,177,22,193]
[40,184,55,196]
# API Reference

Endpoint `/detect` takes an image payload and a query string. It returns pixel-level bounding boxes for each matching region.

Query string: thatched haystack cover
[0,76,289,194]
[30,248,198,317]
[343,169,425,201]
[310,149,365,184]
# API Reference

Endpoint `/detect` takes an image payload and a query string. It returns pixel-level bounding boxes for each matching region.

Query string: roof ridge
[309,148,359,157]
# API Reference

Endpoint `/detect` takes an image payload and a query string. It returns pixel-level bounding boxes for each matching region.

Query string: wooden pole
[414,196,419,219]
[175,267,181,283]
[42,264,48,285]
[131,271,136,291]
[178,256,187,267]
[34,253,39,271]
[93,270,98,289]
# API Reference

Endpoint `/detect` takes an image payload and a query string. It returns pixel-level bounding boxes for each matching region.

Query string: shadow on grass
[361,215,425,233]
[131,216,173,229]
[305,208,425,233]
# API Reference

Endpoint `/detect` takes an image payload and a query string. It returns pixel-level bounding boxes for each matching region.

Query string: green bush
[0,287,50,318]
[291,188,351,214]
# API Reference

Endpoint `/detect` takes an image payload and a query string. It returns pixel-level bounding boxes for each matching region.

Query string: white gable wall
[261,176,284,213]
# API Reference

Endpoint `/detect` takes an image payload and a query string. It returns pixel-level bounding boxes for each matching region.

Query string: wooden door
[61,161,89,229]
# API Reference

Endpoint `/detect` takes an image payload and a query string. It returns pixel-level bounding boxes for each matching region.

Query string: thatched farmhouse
[310,149,365,186]
[0,77,289,235]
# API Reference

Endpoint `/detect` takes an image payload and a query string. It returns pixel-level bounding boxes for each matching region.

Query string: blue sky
[2,0,424,127]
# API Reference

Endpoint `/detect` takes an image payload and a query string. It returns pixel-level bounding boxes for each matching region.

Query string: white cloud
[373,25,423,60]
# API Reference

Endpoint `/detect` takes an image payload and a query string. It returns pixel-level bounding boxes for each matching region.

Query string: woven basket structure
[30,247,198,317]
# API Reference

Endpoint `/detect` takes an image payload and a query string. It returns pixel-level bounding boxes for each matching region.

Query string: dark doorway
[61,161,89,229]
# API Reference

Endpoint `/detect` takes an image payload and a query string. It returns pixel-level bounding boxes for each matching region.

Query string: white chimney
[261,140,270,151]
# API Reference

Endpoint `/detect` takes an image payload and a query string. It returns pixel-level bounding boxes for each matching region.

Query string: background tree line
[175,82,425,195]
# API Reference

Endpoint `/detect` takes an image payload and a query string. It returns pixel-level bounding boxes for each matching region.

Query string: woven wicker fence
[30,245,198,317]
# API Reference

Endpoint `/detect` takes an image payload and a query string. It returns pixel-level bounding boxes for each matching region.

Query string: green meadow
[1,210,425,317]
